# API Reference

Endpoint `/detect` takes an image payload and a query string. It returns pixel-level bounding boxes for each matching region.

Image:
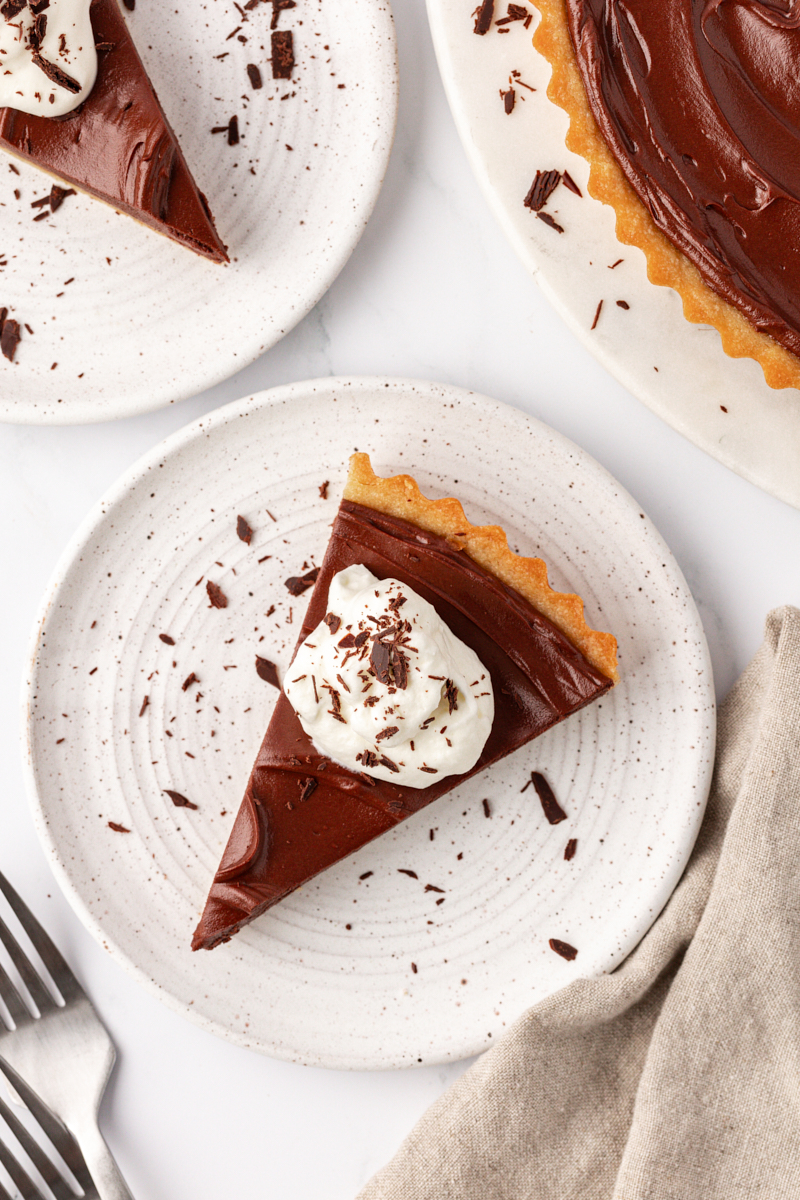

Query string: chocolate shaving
[376,725,399,742]
[337,632,357,648]
[379,754,400,773]
[482,798,491,818]
[531,772,567,824]
[32,50,81,93]
[524,169,561,212]
[182,672,199,692]
[418,765,438,774]
[359,870,373,880]
[255,656,280,688]
[284,568,319,596]
[298,777,318,802]
[502,87,515,114]
[246,63,263,89]
[138,695,149,717]
[0,0,26,18]
[358,749,379,768]
[472,0,493,34]
[562,170,582,197]
[206,580,228,608]
[227,115,240,146]
[122,0,134,9]
[398,868,418,879]
[590,299,603,330]
[616,299,630,310]
[370,625,410,690]
[424,884,445,893]
[108,821,130,833]
[319,480,329,499]
[271,29,294,78]
[48,185,75,213]
[445,679,459,714]
[236,515,253,544]
[270,0,296,27]
[564,838,577,861]
[324,613,341,634]
[549,938,577,961]
[536,211,564,233]
[164,790,198,810]
[0,316,21,363]
[159,633,175,645]
[411,962,418,974]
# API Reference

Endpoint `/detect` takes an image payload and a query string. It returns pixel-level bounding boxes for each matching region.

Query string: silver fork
[0,871,133,1200]
[0,1055,98,1199]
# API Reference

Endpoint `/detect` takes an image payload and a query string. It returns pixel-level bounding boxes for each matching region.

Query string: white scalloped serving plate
[23,378,714,1068]
[0,1,397,424]
[426,0,800,508]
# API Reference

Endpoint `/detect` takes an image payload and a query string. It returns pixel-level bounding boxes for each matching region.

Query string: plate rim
[20,375,717,1067]
[0,2,399,427]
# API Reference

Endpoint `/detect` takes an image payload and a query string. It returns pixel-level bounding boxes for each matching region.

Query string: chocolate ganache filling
[192,500,612,950]
[566,0,800,356]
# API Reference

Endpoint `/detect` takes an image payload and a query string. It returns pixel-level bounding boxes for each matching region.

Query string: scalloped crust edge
[343,452,619,684]
[533,0,800,392]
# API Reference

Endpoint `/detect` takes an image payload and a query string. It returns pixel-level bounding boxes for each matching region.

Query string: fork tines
[0,870,84,1016]
[0,1057,90,1199]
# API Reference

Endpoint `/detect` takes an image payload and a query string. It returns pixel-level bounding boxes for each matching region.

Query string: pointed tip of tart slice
[343,452,619,685]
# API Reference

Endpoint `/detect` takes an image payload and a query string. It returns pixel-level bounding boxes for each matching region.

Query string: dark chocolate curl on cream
[566,0,800,356]
[192,502,612,950]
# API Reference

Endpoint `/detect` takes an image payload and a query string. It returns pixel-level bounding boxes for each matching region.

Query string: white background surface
[1,0,799,1196]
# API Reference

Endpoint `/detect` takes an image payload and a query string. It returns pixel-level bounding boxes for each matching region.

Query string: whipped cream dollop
[284,566,495,788]
[0,0,97,118]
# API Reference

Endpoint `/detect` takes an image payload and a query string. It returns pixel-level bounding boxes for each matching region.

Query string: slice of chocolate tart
[0,0,228,263]
[192,454,619,950]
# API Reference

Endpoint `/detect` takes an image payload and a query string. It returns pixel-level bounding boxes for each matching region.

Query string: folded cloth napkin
[359,606,800,1200]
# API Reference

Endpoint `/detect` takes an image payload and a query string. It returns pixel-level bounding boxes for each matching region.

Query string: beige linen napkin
[359,606,800,1200]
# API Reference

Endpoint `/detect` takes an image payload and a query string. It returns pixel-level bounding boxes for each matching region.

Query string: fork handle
[71,1117,135,1200]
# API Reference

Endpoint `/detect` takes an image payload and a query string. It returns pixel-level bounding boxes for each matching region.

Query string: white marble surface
[1,0,799,1196]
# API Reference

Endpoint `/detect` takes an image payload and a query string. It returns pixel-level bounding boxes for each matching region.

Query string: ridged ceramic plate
[0,2,397,425]
[23,378,714,1068]
[426,0,800,508]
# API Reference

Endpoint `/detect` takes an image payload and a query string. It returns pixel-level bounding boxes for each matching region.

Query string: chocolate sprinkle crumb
[324,612,341,634]
[524,169,561,212]
[536,211,565,233]
[562,170,582,197]
[159,633,175,646]
[255,656,280,688]
[165,789,198,811]
[482,798,492,818]
[319,480,329,499]
[0,315,21,363]
[299,777,318,802]
[531,772,567,824]
[502,87,515,114]
[473,0,493,34]
[138,695,149,717]
[549,938,578,961]
[359,871,373,880]
[236,515,253,544]
[398,868,419,879]
[616,299,630,310]
[206,580,228,608]
[227,115,240,146]
[271,29,294,78]
[564,838,577,861]
[591,299,603,330]
[182,672,199,692]
[424,884,445,893]
[246,63,263,89]
[411,962,418,974]
[285,568,319,596]
[108,821,130,833]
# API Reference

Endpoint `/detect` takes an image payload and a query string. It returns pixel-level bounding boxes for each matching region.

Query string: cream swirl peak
[0,0,97,117]
[284,565,495,788]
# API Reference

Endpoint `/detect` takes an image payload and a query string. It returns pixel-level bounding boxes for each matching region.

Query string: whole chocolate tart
[192,455,618,951]
[534,0,800,389]
[0,0,228,263]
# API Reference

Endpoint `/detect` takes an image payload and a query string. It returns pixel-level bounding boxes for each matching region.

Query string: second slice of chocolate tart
[0,0,228,263]
[192,454,619,951]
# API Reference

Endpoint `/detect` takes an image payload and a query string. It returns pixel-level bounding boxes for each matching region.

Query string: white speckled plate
[426,0,800,508]
[22,378,714,1068]
[0,2,397,425]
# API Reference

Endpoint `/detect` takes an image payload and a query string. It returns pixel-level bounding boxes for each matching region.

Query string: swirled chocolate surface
[0,0,227,262]
[566,0,800,355]
[192,501,612,951]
